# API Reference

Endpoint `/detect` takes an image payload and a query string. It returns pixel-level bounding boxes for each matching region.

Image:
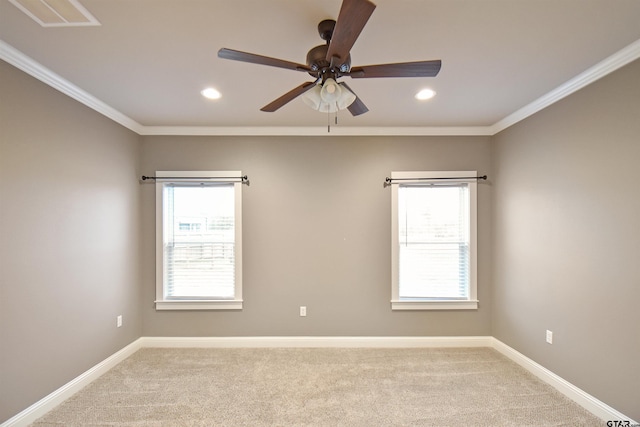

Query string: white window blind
[155,170,243,310]
[390,171,478,310]
[163,183,235,299]
[398,184,470,299]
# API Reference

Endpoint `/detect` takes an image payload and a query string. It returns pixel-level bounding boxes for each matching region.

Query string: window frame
[390,171,478,310]
[155,171,243,310]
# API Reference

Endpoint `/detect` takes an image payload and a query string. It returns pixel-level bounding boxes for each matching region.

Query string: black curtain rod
[385,175,487,186]
[141,175,249,183]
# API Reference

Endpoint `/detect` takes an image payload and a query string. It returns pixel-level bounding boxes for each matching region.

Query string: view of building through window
[163,184,236,299]
[397,183,470,299]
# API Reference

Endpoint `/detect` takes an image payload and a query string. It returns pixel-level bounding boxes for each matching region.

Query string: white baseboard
[3,336,635,426]
[139,335,493,348]
[490,337,636,423]
[1,339,142,427]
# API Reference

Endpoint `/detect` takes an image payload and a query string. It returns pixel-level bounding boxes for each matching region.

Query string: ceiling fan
[217,0,441,116]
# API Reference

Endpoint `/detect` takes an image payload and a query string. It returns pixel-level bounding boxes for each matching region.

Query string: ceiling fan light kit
[217,0,441,120]
[301,79,357,113]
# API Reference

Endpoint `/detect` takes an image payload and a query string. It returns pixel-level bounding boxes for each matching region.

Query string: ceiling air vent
[9,0,100,27]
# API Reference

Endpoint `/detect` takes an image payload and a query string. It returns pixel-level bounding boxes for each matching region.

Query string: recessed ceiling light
[415,88,436,100]
[201,87,221,100]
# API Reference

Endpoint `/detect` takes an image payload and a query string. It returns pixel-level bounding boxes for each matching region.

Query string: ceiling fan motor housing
[306,46,351,78]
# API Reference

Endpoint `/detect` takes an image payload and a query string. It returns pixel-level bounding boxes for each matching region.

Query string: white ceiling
[2,0,640,135]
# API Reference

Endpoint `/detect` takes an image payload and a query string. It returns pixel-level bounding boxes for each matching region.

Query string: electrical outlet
[117,315,123,328]
[546,330,553,344]
[300,306,307,317]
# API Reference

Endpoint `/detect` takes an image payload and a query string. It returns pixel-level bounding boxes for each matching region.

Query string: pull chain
[327,109,331,133]
[326,104,340,133]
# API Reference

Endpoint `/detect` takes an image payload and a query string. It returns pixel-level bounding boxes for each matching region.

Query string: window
[155,171,242,310]
[391,171,478,310]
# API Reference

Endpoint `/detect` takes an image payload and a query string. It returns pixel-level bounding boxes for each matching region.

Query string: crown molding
[491,38,640,135]
[138,125,494,136]
[0,39,144,134]
[3,37,639,137]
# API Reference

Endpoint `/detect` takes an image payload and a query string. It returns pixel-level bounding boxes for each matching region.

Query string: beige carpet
[32,347,602,426]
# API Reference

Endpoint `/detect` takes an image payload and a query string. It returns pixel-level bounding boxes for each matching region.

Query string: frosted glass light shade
[301,84,322,110]
[301,79,356,113]
[318,101,339,113]
[320,78,341,103]
[337,83,356,109]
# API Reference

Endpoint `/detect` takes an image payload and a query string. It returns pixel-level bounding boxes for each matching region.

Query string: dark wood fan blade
[350,60,442,78]
[325,0,376,65]
[261,82,316,112]
[218,48,311,73]
[340,83,369,116]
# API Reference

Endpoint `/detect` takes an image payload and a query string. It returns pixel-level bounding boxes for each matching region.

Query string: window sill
[155,300,243,311]
[391,300,478,311]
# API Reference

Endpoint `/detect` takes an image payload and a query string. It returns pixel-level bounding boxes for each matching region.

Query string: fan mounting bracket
[318,19,336,42]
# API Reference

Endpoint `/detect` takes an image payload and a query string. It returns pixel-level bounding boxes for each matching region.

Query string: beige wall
[140,135,492,337]
[0,60,142,422]
[491,58,640,420]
